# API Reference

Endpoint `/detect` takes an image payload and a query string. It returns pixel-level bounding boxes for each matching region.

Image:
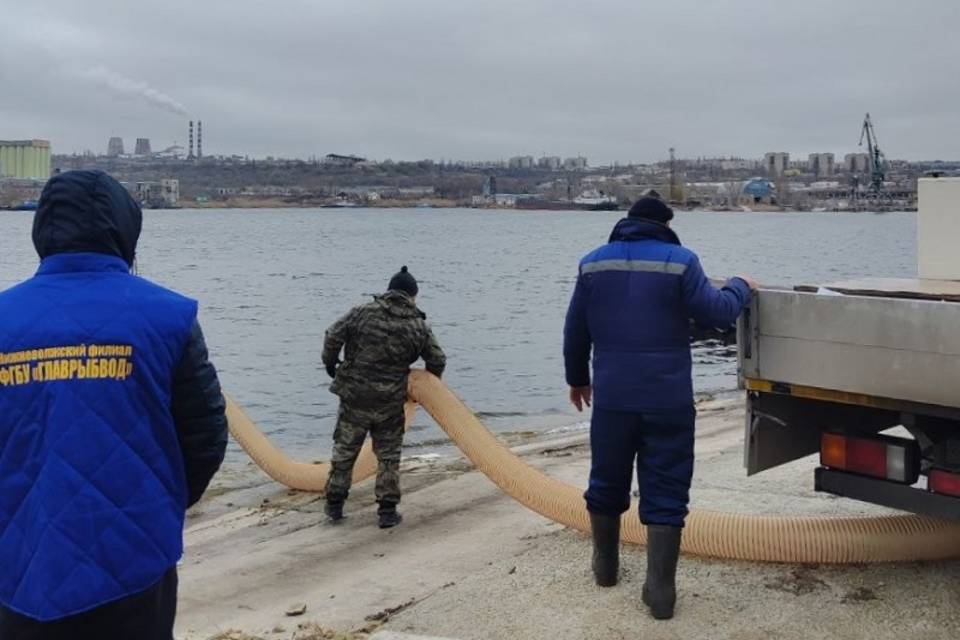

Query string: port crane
[859,112,886,194]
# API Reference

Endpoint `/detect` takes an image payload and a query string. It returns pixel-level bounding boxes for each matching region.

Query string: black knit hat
[628,196,674,224]
[388,266,419,297]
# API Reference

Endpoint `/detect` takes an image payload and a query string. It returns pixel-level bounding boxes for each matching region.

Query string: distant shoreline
[150,199,917,214]
[185,196,460,210]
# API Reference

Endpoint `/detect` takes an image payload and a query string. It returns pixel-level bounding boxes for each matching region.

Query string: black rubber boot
[642,525,682,620]
[589,512,620,587]
[377,503,402,529]
[324,501,344,522]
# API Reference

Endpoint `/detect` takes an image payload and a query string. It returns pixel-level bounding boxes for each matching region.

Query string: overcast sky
[2,0,958,164]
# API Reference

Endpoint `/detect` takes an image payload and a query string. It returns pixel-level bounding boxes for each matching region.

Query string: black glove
[325,360,341,379]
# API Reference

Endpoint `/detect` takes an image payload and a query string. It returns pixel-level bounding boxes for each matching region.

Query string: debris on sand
[206,631,267,640]
[293,622,363,639]
[764,567,829,596]
[363,597,417,622]
[285,602,308,616]
[205,622,360,640]
[842,587,879,603]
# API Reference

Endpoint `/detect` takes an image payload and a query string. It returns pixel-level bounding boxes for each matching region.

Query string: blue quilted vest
[0,252,197,621]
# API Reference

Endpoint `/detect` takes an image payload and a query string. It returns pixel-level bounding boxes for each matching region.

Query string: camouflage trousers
[325,402,405,507]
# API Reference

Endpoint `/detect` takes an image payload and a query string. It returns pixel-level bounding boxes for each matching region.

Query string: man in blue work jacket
[563,196,755,620]
[0,171,228,639]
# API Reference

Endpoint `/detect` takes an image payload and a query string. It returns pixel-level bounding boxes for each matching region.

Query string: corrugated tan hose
[225,370,960,563]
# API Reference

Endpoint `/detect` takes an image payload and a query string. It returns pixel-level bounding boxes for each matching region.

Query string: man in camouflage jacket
[321,266,446,528]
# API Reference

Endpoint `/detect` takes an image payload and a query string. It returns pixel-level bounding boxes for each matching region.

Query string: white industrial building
[844,153,871,173]
[808,153,835,177]
[764,152,790,176]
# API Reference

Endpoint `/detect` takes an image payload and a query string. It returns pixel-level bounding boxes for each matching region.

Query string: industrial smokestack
[188,121,194,159]
[197,120,203,159]
[107,137,124,157]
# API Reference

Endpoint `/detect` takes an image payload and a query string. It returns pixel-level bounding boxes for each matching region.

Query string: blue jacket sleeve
[681,255,752,329]
[563,274,592,387]
[171,319,228,508]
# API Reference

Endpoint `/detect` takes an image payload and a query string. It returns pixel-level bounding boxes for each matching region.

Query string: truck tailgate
[739,288,960,410]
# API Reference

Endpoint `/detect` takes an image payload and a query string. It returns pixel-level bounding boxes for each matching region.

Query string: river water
[0,208,916,461]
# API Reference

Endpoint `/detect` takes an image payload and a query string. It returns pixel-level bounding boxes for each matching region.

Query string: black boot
[377,503,402,529]
[324,500,344,522]
[642,525,682,620]
[589,512,620,587]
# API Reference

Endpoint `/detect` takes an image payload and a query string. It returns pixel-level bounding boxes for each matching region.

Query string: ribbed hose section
[224,394,417,492]
[225,373,960,563]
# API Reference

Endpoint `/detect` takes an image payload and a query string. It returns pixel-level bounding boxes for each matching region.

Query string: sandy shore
[177,396,960,640]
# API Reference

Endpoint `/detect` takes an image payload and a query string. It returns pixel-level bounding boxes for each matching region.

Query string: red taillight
[820,432,919,484]
[845,437,887,478]
[929,469,960,497]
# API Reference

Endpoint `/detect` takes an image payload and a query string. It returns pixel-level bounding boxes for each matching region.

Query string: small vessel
[5,200,38,211]
[321,199,359,208]
[572,189,619,211]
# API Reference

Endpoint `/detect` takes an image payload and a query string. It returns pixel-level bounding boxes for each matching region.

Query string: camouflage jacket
[322,291,446,407]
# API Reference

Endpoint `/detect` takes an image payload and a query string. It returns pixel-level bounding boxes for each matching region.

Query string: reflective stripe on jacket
[563,217,751,412]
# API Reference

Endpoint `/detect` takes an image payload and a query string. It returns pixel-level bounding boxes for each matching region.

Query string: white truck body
[737,178,960,519]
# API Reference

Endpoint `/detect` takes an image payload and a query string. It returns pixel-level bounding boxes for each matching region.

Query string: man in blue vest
[563,196,755,620]
[0,171,228,639]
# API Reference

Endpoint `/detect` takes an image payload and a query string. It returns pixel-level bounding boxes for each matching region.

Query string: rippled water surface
[0,208,916,459]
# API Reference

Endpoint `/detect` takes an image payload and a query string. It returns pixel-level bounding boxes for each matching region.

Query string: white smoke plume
[82,66,188,116]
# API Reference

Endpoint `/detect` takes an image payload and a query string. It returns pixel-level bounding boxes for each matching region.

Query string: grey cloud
[3,0,959,161]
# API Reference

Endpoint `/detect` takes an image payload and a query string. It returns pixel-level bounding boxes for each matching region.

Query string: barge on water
[515,198,620,211]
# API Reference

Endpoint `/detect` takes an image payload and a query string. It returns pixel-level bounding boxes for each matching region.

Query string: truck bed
[796,278,960,303]
[739,282,960,411]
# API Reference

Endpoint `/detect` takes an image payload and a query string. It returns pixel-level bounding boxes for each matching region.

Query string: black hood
[32,170,142,266]
[608,217,681,246]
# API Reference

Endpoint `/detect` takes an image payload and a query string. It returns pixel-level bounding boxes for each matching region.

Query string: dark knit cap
[388,266,419,297]
[628,196,674,224]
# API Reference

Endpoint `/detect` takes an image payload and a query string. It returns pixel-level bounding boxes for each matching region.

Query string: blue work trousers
[584,407,696,527]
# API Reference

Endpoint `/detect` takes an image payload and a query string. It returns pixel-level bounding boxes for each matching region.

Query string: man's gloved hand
[325,359,341,379]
